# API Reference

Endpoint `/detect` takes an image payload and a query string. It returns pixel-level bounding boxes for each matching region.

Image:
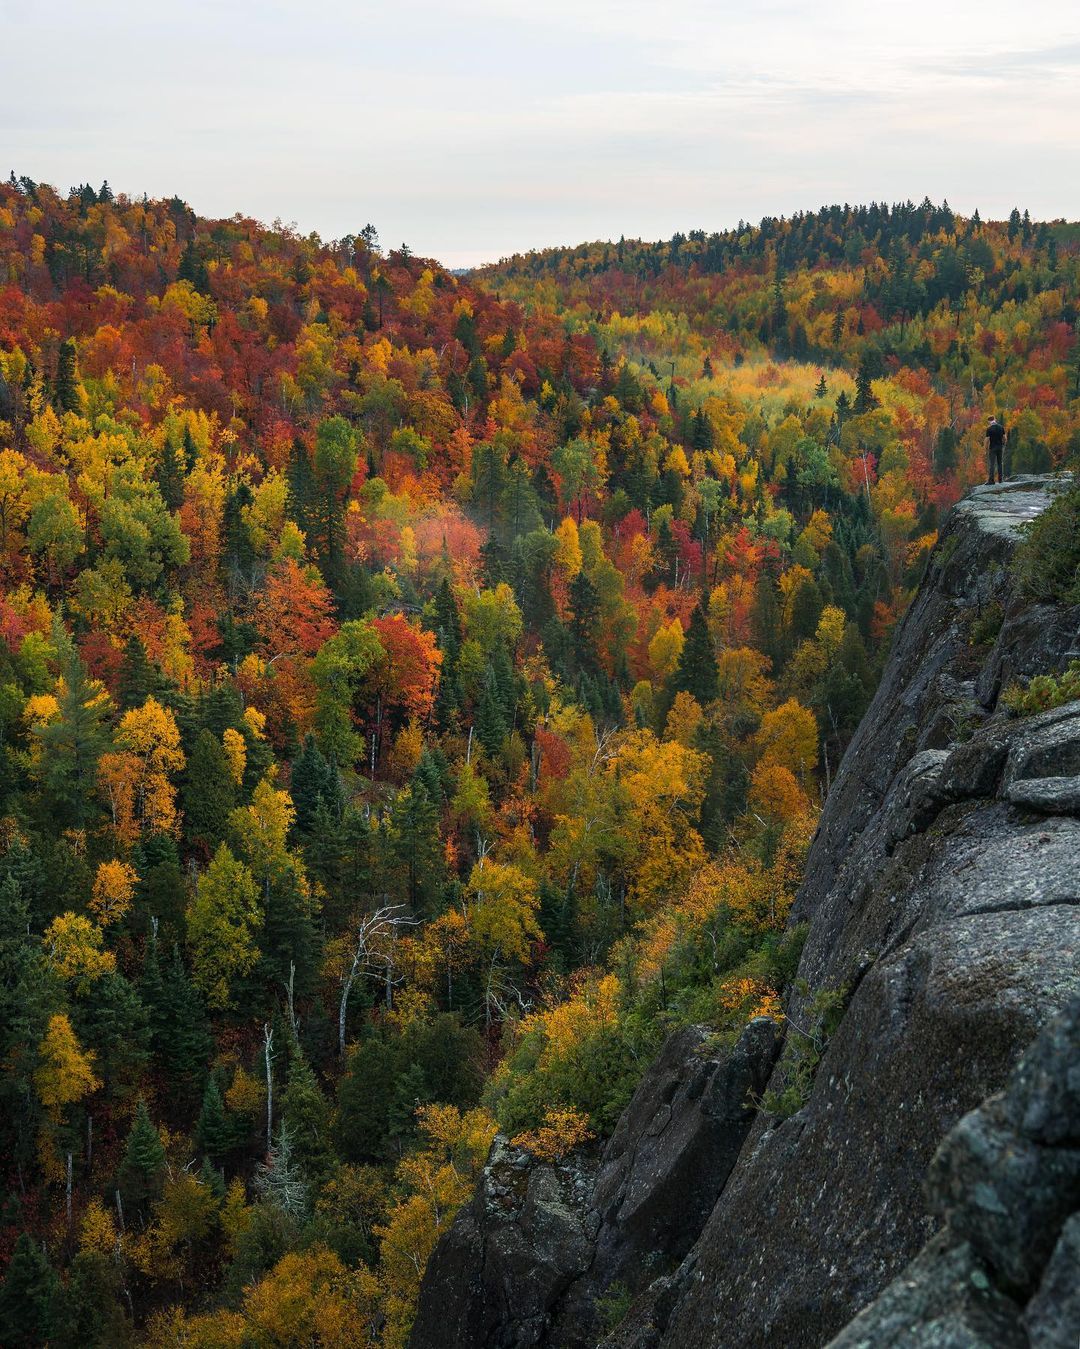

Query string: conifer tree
[476,672,508,757]
[182,728,236,853]
[33,651,111,831]
[0,1233,58,1348]
[196,1077,232,1164]
[118,1098,166,1216]
[54,338,82,414]
[290,735,342,836]
[669,603,719,704]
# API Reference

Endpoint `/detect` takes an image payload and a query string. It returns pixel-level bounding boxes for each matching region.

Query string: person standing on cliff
[985,416,1006,484]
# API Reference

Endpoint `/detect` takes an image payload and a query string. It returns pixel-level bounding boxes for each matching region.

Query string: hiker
[985,416,1006,484]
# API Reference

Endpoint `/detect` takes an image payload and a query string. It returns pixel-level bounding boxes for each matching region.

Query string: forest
[0,176,1077,1346]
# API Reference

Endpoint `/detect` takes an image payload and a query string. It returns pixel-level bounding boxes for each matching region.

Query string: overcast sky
[3,0,1079,267]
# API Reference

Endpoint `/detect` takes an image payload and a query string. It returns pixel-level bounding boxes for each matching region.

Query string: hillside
[0,178,1077,1346]
[411,475,1080,1348]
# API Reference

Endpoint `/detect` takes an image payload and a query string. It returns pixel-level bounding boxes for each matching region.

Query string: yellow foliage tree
[44,912,115,987]
[512,1107,594,1161]
[90,858,138,925]
[754,698,819,781]
[35,1013,101,1120]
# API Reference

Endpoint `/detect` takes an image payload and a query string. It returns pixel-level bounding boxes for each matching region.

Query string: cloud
[2,0,1078,265]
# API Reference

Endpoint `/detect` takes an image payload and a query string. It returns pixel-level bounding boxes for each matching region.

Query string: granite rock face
[826,999,1080,1349]
[411,477,1080,1349]
[409,1019,780,1349]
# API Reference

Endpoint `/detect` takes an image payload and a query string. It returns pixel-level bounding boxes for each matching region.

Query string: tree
[754,698,818,781]
[33,652,111,831]
[35,1013,101,1121]
[0,1233,58,1348]
[118,1098,167,1217]
[54,338,82,414]
[312,415,360,582]
[255,557,337,662]
[142,939,212,1100]
[182,728,236,853]
[853,357,879,414]
[290,734,343,834]
[196,1077,232,1164]
[90,859,137,925]
[668,603,718,705]
[187,844,263,1010]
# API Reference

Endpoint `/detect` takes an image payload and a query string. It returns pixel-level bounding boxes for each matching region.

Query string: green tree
[118,1098,167,1217]
[0,1232,58,1348]
[182,728,236,854]
[54,338,82,414]
[669,604,718,705]
[33,650,111,831]
[313,415,360,585]
[187,844,263,1010]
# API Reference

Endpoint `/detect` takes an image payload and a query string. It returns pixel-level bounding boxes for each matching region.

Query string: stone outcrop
[826,998,1080,1349]
[411,477,1080,1349]
[409,1019,780,1349]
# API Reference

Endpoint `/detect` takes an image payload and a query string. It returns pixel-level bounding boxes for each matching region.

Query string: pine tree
[0,1233,58,1348]
[433,577,462,656]
[814,374,827,399]
[118,1098,167,1215]
[568,570,600,673]
[33,650,110,831]
[290,735,342,835]
[196,1077,232,1163]
[853,357,879,414]
[934,425,958,475]
[116,634,155,710]
[281,1051,333,1181]
[475,672,508,757]
[669,604,718,704]
[54,338,81,414]
[182,728,236,853]
[142,941,211,1101]
[156,434,186,512]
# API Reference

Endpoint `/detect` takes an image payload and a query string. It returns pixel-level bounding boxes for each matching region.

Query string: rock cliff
[410,477,1080,1349]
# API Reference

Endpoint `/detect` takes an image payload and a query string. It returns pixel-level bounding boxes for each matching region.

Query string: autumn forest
[0,176,1078,1346]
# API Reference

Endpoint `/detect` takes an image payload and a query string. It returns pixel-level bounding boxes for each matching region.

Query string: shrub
[1002,659,1080,716]
[1011,482,1080,605]
[512,1106,595,1161]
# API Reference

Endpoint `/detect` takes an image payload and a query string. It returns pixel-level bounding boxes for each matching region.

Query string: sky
[3,0,1080,268]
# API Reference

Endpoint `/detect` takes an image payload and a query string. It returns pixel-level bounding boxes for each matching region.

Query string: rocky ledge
[411,477,1080,1349]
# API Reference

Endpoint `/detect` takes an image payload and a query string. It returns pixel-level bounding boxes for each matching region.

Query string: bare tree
[262,1023,275,1150]
[337,904,416,1057]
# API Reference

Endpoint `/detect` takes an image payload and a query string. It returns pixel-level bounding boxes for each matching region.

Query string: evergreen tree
[568,570,601,673]
[433,577,462,656]
[156,434,186,512]
[290,735,342,835]
[182,728,236,853]
[142,941,212,1101]
[54,338,81,414]
[118,1098,167,1216]
[0,1233,58,1348]
[853,356,879,414]
[116,634,156,710]
[475,671,509,757]
[281,1051,334,1181]
[33,650,111,831]
[669,603,719,704]
[933,425,958,475]
[196,1076,232,1164]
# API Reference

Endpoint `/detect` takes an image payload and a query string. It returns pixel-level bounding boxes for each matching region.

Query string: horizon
[4,0,1079,269]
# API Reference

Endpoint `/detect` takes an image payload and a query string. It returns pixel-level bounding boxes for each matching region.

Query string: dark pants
[988,444,1004,483]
